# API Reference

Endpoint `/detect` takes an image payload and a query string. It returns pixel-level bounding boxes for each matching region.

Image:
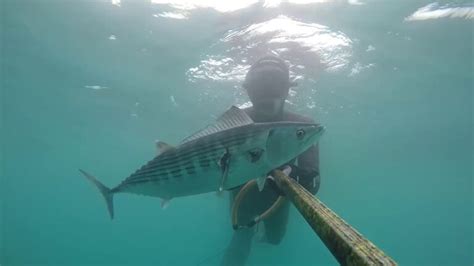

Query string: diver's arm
[295,143,320,194]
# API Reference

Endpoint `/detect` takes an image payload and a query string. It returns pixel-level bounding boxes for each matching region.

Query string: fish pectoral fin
[256,176,267,191]
[160,198,172,209]
[217,176,226,193]
[155,140,175,155]
[247,148,263,163]
[218,148,231,192]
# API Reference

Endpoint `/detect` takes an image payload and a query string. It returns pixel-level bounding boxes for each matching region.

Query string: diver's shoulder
[283,110,316,123]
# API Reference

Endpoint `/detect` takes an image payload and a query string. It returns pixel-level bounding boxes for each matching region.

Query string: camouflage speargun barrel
[272,170,397,266]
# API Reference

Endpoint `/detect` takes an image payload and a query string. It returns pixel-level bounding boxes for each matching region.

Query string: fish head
[265,122,324,165]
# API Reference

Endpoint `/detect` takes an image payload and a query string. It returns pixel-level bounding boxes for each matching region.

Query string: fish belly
[224,154,270,190]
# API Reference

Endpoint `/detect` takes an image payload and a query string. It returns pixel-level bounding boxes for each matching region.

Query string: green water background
[1,0,473,265]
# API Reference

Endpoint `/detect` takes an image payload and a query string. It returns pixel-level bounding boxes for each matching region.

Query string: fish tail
[79,169,115,219]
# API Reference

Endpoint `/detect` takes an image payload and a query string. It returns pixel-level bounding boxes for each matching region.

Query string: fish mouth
[308,123,324,134]
[307,124,325,143]
[316,124,325,135]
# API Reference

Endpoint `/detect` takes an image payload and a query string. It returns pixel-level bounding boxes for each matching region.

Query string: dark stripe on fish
[198,156,211,168]
[127,134,248,181]
[132,135,248,176]
[128,148,225,181]
[156,135,245,165]
[121,172,171,186]
[170,168,182,178]
[156,132,252,164]
[124,154,220,185]
[184,161,196,175]
[124,176,166,186]
[163,127,257,160]
[122,127,267,184]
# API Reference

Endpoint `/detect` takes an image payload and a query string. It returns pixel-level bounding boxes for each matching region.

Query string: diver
[220,56,320,266]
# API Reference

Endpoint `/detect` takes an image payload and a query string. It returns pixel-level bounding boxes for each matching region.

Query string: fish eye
[296,129,305,139]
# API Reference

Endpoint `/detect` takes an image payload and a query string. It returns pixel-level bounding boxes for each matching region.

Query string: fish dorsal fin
[156,140,175,155]
[181,106,254,144]
[217,105,254,126]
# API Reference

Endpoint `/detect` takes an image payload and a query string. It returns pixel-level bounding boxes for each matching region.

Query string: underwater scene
[2,0,473,265]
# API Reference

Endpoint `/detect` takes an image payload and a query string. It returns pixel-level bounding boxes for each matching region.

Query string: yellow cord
[231,179,286,230]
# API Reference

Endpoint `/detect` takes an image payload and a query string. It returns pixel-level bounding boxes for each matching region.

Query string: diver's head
[243,56,296,119]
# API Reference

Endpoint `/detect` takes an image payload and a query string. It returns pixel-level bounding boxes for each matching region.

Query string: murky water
[2,0,473,265]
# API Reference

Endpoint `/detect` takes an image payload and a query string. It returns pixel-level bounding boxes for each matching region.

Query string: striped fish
[80,106,324,219]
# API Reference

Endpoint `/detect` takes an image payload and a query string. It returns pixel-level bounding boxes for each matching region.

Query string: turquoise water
[2,0,473,265]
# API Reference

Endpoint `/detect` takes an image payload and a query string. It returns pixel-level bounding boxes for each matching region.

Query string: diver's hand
[266,166,292,196]
[281,165,292,176]
[289,165,320,194]
[267,165,292,182]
